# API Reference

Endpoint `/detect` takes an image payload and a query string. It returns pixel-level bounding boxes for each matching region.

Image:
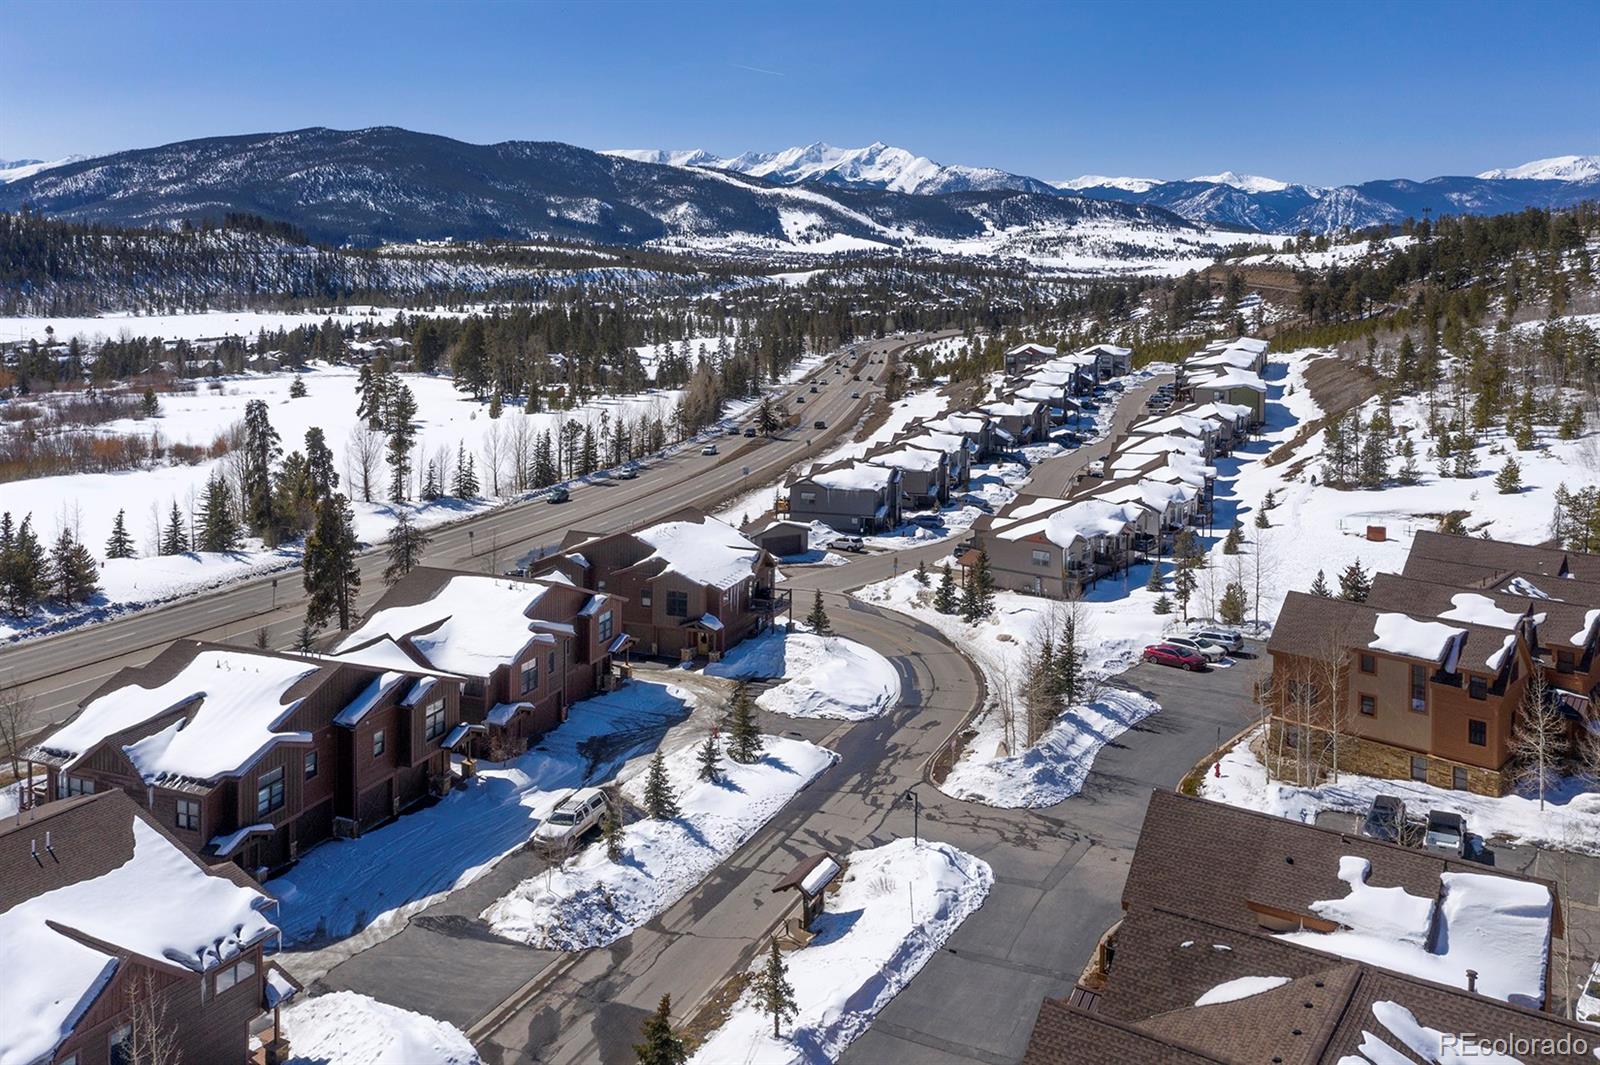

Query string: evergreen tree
[1397,438,1420,485]
[288,375,307,399]
[1173,563,1197,621]
[643,751,679,819]
[2,515,48,614]
[580,424,599,476]
[1055,617,1083,706]
[1358,427,1390,488]
[240,399,282,542]
[382,511,432,584]
[1338,558,1372,602]
[727,682,763,764]
[754,939,799,1038]
[198,475,240,552]
[294,622,318,654]
[1145,564,1163,592]
[933,564,959,614]
[304,427,339,499]
[913,559,929,586]
[755,395,783,436]
[603,803,624,862]
[532,431,559,489]
[1253,506,1270,530]
[50,527,100,605]
[488,391,503,419]
[302,494,361,630]
[960,551,995,622]
[805,589,832,634]
[140,386,161,417]
[696,732,722,783]
[632,995,687,1065]
[1219,581,1247,625]
[420,461,441,501]
[452,317,490,400]
[385,384,419,503]
[1222,523,1243,554]
[452,442,480,497]
[1310,569,1333,597]
[105,509,136,560]
[1153,593,1173,615]
[161,502,190,555]
[1495,457,1522,495]
[1452,440,1479,479]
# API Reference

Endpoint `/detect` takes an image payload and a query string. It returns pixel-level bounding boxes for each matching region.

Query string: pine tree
[1495,457,1522,495]
[696,732,721,783]
[240,399,282,542]
[304,427,339,499]
[643,751,679,819]
[140,386,161,417]
[488,391,503,419]
[161,502,190,555]
[754,939,799,1039]
[1452,440,1479,479]
[1338,559,1371,602]
[1253,506,1269,530]
[420,461,441,502]
[960,551,994,622]
[288,375,308,398]
[914,559,929,586]
[1223,523,1243,554]
[805,589,832,634]
[303,494,361,630]
[933,564,958,614]
[755,395,783,436]
[452,317,490,400]
[1397,438,1420,485]
[197,475,240,552]
[532,431,559,488]
[1145,565,1163,592]
[1358,428,1390,488]
[1153,594,1173,615]
[382,511,432,584]
[50,527,100,605]
[603,803,625,862]
[105,509,136,560]
[385,385,419,503]
[452,442,479,498]
[1173,563,1197,622]
[294,622,318,654]
[632,995,687,1065]
[2,515,48,615]
[727,682,763,764]
[1310,569,1332,597]
[1219,581,1248,625]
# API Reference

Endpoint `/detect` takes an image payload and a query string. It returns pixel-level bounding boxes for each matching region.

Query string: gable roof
[1410,530,1600,582]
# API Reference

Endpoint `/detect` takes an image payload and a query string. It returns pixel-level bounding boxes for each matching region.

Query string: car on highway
[1423,810,1467,857]
[701,443,719,455]
[866,375,875,382]
[813,419,826,430]
[853,374,861,381]
[850,391,861,399]
[833,535,865,552]
[1160,635,1227,662]
[1360,795,1407,843]
[533,788,609,851]
[743,426,757,437]
[725,424,740,435]
[547,486,570,503]
[810,385,819,393]
[795,395,805,404]
[1141,644,1206,671]
[1189,626,1245,653]
[617,465,639,480]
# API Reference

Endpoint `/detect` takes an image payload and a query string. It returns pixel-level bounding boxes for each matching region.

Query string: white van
[534,788,609,849]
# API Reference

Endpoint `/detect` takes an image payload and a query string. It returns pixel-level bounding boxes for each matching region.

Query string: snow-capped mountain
[0,155,88,183]
[1187,171,1300,194]
[1477,154,1600,182]
[603,148,722,168]
[1054,175,1162,193]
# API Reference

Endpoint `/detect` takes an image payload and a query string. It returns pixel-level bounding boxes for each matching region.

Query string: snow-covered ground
[479,735,836,950]
[688,839,992,1065]
[0,305,416,346]
[271,680,695,957]
[280,991,481,1065]
[705,626,899,720]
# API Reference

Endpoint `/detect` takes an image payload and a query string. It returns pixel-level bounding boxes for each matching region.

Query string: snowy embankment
[706,626,899,720]
[271,680,694,953]
[855,570,1164,808]
[480,735,836,950]
[281,990,481,1065]
[1202,726,1600,857]
[689,839,992,1065]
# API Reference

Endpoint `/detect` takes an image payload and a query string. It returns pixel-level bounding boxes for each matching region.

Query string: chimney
[1466,969,1478,993]
[30,839,41,866]
[44,830,55,858]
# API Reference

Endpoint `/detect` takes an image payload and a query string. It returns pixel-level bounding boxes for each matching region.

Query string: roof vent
[1466,969,1478,993]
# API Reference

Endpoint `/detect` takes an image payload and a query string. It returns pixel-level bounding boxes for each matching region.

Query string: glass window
[214,957,256,994]
[665,591,689,618]
[255,767,285,817]
[372,730,386,758]
[799,492,817,506]
[1468,677,1487,700]
[598,611,614,642]
[109,1024,133,1065]
[1409,665,1427,711]
[1031,549,1051,567]
[549,650,557,673]
[304,750,318,780]
[520,662,539,693]
[58,775,96,799]
[176,799,200,831]
[1359,694,1375,716]
[1359,653,1376,674]
[424,702,446,742]
[1468,719,1487,747]
[1410,756,1428,782]
[641,591,652,608]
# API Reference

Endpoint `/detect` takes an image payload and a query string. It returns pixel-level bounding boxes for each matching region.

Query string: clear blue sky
[5,0,1597,185]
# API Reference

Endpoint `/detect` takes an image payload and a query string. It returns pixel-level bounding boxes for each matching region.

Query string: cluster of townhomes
[1266,531,1600,796]
[6,508,784,1065]
[785,341,1137,533]
[1023,789,1587,1063]
[971,338,1268,597]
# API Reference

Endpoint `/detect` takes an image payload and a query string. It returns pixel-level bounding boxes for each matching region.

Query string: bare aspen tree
[481,420,506,497]
[509,416,535,492]
[123,971,182,1065]
[0,681,35,785]
[1511,667,1567,810]
[346,426,383,503]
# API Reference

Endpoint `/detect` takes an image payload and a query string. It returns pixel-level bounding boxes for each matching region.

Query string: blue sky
[5,0,1597,185]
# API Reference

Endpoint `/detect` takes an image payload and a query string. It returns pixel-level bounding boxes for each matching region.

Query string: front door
[696,628,711,655]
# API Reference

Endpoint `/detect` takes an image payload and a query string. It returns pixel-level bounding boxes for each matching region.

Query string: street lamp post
[902,787,920,846]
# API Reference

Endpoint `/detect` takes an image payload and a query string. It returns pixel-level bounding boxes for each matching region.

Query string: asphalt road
[0,330,956,744]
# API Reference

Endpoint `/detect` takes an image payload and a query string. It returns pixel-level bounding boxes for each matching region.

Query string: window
[799,492,817,506]
[1359,694,1375,716]
[424,701,446,742]
[57,775,96,799]
[549,650,557,674]
[255,767,285,817]
[59,1056,78,1065]
[109,1024,133,1065]
[176,799,200,831]
[665,590,689,618]
[520,661,539,693]
[1410,756,1428,782]
[641,591,653,608]
[598,611,614,642]
[372,730,386,758]
[304,750,319,780]
[1359,653,1376,674]
[1468,719,1487,747]
[1453,767,1470,791]
[1468,676,1488,700]
[214,957,256,994]
[1409,665,1427,711]
[1030,549,1052,567]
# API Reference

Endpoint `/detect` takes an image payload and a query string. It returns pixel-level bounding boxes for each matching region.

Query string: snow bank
[688,839,993,1065]
[706,628,899,720]
[281,991,481,1065]
[480,735,836,950]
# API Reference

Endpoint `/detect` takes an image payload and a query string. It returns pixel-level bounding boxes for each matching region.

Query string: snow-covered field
[688,839,992,1065]
[479,734,836,950]
[706,626,899,720]
[0,305,415,345]
[281,991,481,1065]
[1202,726,1600,857]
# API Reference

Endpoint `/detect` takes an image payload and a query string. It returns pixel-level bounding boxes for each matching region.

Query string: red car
[1142,644,1206,671]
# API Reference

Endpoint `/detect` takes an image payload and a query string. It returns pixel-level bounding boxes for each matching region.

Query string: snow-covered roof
[338,575,560,677]
[1094,479,1194,513]
[1368,613,1466,665]
[997,498,1143,548]
[902,430,973,456]
[632,515,765,590]
[1121,433,1207,457]
[982,399,1043,418]
[868,446,944,473]
[41,649,317,783]
[1191,368,1267,394]
[1005,342,1057,357]
[696,613,725,632]
[799,855,842,896]
[1025,368,1077,388]
[1438,592,1541,632]
[807,462,897,493]
[323,636,462,679]
[1013,383,1064,404]
[1184,400,1254,426]
[1077,343,1132,359]
[485,701,531,727]
[1187,350,1259,371]
[334,672,409,728]
[0,812,276,1065]
[1134,413,1220,438]
[1575,609,1600,648]
[925,414,988,436]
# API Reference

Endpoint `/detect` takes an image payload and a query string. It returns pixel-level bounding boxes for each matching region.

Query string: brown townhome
[532,508,786,661]
[0,791,291,1065]
[336,566,624,758]
[24,640,463,874]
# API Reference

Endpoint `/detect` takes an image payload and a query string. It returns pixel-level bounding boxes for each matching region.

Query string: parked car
[910,513,942,529]
[617,465,639,480]
[701,443,719,455]
[813,419,827,430]
[1423,810,1466,857]
[1084,459,1106,478]
[834,536,865,552]
[547,486,570,503]
[1160,635,1226,662]
[743,426,758,437]
[958,494,994,513]
[533,788,609,849]
[1360,795,1407,843]
[1142,644,1205,671]
[1189,626,1245,653]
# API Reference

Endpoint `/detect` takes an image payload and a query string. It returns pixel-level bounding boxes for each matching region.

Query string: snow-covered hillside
[1477,154,1600,182]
